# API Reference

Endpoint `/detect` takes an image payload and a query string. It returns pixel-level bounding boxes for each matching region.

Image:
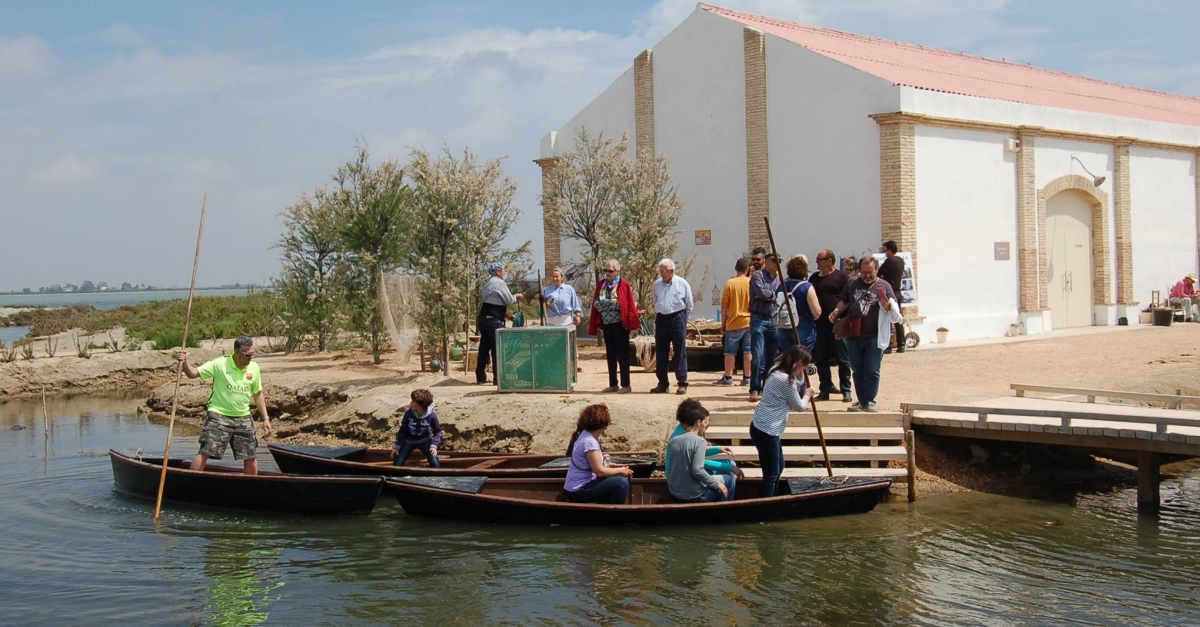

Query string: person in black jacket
[391,388,441,468]
[879,241,906,353]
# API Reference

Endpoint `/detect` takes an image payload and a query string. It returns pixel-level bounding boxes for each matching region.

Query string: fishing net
[379,272,422,370]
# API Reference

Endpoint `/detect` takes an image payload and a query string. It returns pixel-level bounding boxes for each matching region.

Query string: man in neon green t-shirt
[178,336,273,475]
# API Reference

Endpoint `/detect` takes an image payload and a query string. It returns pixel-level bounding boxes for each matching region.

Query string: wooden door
[1046,192,1094,329]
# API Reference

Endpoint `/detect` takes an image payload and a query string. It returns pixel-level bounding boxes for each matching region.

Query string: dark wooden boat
[268,444,658,479]
[384,475,892,525]
[109,449,384,514]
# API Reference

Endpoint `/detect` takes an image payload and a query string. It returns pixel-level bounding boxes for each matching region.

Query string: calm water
[0,288,253,310]
[2,395,1199,626]
[0,325,30,347]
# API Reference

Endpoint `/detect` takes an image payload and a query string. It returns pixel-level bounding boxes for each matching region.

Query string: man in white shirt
[651,258,693,394]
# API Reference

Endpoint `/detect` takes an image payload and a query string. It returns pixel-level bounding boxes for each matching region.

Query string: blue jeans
[750,423,785,497]
[844,336,884,405]
[655,311,688,387]
[723,327,751,356]
[699,472,737,502]
[749,314,778,394]
[566,475,631,504]
[393,441,440,468]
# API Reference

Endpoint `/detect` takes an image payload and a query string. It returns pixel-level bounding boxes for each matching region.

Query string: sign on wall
[872,251,917,307]
[694,230,711,245]
[994,242,1010,261]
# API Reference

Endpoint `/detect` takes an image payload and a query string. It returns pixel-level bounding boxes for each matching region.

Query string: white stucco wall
[915,125,1019,339]
[1034,138,1116,305]
[903,88,1200,148]
[651,10,751,318]
[1130,147,1197,303]
[765,32,899,271]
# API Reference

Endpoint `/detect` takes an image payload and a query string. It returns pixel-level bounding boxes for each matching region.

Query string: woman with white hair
[590,259,640,393]
[476,262,523,385]
[541,267,582,327]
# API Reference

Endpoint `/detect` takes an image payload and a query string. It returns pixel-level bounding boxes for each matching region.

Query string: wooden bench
[704,410,916,501]
[1011,383,1200,409]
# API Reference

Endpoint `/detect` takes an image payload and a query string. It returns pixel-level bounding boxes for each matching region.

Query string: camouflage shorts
[199,412,257,460]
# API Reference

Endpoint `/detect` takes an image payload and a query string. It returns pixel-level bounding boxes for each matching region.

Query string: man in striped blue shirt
[651,258,693,395]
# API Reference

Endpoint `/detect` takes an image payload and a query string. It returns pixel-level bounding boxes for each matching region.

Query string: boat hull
[268,444,657,479]
[109,450,383,514]
[385,476,890,525]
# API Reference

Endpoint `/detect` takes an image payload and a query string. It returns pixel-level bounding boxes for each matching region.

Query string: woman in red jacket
[590,259,641,393]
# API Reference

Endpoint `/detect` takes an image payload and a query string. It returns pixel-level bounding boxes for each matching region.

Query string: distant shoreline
[0,286,263,297]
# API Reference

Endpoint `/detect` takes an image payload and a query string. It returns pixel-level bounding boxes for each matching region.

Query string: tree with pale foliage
[332,143,412,365]
[407,146,531,374]
[543,129,627,285]
[276,187,347,351]
[605,151,689,312]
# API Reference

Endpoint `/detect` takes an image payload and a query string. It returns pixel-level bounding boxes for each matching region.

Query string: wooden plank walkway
[904,387,1200,511]
[706,410,916,501]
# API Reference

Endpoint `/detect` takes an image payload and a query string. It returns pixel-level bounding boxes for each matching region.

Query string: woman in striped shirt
[749,345,814,497]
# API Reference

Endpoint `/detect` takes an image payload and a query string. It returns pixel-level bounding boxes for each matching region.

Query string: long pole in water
[153,191,208,520]
[41,386,49,459]
[763,216,833,477]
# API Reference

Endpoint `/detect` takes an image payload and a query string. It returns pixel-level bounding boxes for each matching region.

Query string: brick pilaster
[633,49,655,160]
[743,28,769,250]
[1113,139,1134,304]
[1017,127,1041,311]
[872,112,918,316]
[534,157,561,274]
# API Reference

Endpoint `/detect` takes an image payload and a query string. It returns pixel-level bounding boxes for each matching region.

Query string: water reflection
[2,395,1200,626]
[199,533,284,626]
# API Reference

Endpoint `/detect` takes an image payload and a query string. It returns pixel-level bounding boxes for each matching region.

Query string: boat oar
[763,216,833,477]
[153,191,208,520]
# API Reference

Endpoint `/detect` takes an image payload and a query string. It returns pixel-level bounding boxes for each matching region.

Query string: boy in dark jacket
[391,389,441,468]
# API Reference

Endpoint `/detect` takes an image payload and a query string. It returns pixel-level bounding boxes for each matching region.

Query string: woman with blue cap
[476,262,523,385]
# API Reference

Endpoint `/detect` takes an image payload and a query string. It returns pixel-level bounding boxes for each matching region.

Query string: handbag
[833,316,861,340]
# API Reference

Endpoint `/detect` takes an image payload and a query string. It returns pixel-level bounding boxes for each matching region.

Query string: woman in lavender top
[563,404,634,504]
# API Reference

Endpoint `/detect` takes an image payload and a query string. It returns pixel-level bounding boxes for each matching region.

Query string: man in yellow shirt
[178,336,273,475]
[714,257,753,386]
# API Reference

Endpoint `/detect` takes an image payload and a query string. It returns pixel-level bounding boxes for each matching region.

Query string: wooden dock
[704,410,916,501]
[904,383,1200,512]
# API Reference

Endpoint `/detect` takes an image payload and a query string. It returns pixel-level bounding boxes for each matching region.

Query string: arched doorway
[1046,190,1094,328]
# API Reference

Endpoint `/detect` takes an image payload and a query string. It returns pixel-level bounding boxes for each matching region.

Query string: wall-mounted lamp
[1071,155,1106,187]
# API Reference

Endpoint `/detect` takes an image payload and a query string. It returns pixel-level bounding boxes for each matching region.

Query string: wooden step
[723,445,908,462]
[705,426,905,442]
[707,411,904,427]
[739,467,909,482]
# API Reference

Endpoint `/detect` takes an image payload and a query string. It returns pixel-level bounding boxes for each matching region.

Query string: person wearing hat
[476,262,524,385]
[1170,273,1198,321]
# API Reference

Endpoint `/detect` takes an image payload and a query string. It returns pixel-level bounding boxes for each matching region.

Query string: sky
[1,0,1198,291]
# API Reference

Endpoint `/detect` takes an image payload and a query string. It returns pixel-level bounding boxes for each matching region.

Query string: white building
[537,3,1200,340]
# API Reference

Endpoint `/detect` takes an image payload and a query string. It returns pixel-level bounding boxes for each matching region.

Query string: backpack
[774,281,808,329]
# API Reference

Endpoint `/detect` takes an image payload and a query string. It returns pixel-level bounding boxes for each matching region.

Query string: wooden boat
[109,449,384,514]
[268,444,658,479]
[384,475,892,525]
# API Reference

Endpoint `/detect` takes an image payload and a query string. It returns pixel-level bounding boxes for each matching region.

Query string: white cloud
[0,34,53,77]
[367,27,610,63]
[86,49,247,100]
[31,154,102,184]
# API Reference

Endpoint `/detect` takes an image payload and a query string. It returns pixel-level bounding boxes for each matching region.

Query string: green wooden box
[496,326,577,393]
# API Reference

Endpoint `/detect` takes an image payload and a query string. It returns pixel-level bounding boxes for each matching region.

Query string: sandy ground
[7,322,1200,494]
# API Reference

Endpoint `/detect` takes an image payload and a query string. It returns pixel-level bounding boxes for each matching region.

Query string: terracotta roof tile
[701,3,1200,128]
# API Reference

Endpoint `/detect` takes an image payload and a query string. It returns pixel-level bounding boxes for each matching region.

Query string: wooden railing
[1010,383,1200,409]
[702,410,916,501]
